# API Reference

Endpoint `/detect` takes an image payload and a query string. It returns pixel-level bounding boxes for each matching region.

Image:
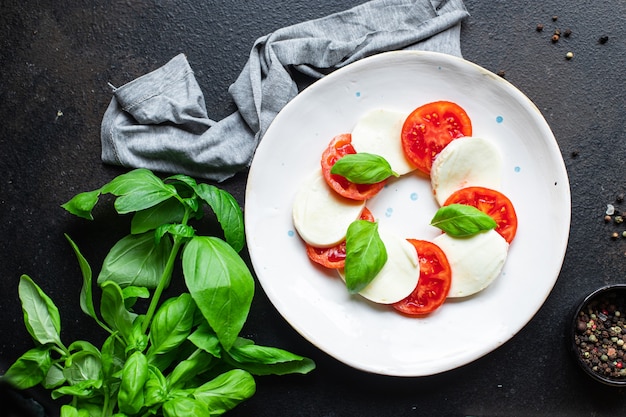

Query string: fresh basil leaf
[155,223,195,244]
[194,184,245,252]
[100,332,125,381]
[65,235,101,323]
[344,221,387,294]
[61,189,101,220]
[98,233,173,289]
[187,322,222,358]
[225,338,316,376]
[68,340,100,355]
[2,345,52,389]
[430,204,497,237]
[192,369,256,415]
[60,405,91,417]
[127,316,149,353]
[101,168,178,214]
[52,380,99,400]
[18,275,63,347]
[43,363,66,389]
[330,153,398,184]
[121,285,150,310]
[147,293,196,358]
[63,350,102,385]
[74,400,105,417]
[182,236,254,351]
[167,350,215,389]
[144,364,168,407]
[100,281,137,342]
[166,173,198,189]
[131,198,186,234]
[163,397,208,417]
[117,351,149,415]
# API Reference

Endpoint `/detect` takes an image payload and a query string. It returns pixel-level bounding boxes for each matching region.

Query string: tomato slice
[305,208,375,269]
[392,239,451,315]
[401,101,472,175]
[443,186,518,243]
[321,133,387,201]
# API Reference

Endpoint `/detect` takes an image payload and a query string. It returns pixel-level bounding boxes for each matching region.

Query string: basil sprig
[430,204,497,237]
[3,168,315,416]
[330,153,399,184]
[344,220,387,293]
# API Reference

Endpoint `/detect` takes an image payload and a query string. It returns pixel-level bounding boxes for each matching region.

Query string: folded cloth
[101,0,469,182]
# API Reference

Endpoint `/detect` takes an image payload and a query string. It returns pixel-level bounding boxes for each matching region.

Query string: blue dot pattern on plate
[385,208,393,218]
[287,230,295,237]
[410,192,419,201]
[355,91,361,97]
[514,166,521,173]
[496,115,504,123]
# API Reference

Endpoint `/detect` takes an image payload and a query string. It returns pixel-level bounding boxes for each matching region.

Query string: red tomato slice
[401,101,472,175]
[443,186,518,243]
[305,208,375,269]
[392,239,452,315]
[321,133,387,201]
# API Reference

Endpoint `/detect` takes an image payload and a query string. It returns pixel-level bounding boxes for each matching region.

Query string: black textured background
[1,1,625,416]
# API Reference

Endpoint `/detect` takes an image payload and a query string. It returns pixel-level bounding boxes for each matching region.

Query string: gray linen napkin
[101,0,469,182]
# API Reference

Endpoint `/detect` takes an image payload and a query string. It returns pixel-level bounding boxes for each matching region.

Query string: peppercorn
[612,232,620,240]
[575,292,626,380]
[599,35,609,44]
[497,70,506,78]
[615,215,624,224]
[564,28,572,37]
[552,34,560,42]
[617,193,625,203]
[566,52,574,60]
[552,15,558,21]
[536,23,544,32]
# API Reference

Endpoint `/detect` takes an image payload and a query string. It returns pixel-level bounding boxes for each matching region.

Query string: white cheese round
[292,169,365,248]
[430,136,503,205]
[351,108,417,175]
[338,226,420,304]
[433,229,509,298]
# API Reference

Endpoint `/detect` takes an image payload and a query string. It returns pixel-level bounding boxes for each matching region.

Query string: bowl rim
[570,284,626,386]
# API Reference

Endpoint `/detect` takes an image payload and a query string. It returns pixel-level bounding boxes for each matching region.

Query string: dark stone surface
[1,1,625,416]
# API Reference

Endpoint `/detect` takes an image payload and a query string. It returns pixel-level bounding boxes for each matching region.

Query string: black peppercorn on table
[1,1,625,416]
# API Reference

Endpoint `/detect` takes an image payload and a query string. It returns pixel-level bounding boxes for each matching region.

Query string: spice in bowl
[572,285,626,386]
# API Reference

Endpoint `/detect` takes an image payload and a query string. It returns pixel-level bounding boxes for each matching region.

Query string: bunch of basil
[1,169,315,417]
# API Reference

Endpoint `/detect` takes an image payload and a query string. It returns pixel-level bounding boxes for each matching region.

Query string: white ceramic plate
[244,51,570,376]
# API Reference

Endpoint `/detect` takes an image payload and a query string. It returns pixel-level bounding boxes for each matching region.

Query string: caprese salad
[292,100,518,316]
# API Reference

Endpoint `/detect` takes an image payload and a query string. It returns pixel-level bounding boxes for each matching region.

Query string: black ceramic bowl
[570,284,626,386]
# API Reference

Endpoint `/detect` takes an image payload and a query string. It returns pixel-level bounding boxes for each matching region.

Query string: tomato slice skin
[306,208,375,269]
[392,239,451,315]
[401,101,472,175]
[443,186,518,243]
[321,133,387,201]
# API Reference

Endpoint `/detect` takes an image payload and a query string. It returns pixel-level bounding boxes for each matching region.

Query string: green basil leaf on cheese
[430,204,497,237]
[344,220,387,294]
[330,153,398,184]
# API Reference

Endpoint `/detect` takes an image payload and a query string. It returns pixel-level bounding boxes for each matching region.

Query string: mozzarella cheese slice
[431,136,503,205]
[351,108,417,175]
[338,226,419,304]
[433,229,509,298]
[292,169,365,248]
